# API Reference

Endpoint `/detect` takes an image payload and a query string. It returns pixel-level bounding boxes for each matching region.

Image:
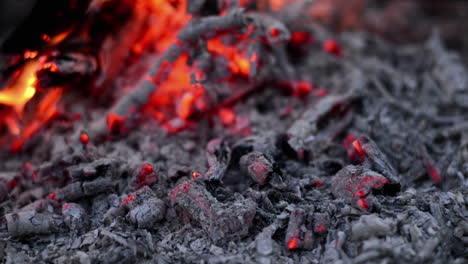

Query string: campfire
[1,0,467,263]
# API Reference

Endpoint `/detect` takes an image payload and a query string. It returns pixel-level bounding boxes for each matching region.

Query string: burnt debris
[0,0,468,264]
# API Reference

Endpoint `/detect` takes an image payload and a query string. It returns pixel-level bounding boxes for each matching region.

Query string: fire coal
[0,0,467,263]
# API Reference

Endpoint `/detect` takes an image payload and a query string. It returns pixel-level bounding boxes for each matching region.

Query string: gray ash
[0,1,467,263]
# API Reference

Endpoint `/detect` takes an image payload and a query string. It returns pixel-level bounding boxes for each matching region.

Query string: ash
[1,1,468,264]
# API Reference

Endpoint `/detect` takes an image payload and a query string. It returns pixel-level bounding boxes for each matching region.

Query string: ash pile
[0,0,467,263]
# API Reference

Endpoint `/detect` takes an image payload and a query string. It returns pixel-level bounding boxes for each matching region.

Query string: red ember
[80,133,89,145]
[287,237,299,250]
[106,113,125,134]
[323,39,342,57]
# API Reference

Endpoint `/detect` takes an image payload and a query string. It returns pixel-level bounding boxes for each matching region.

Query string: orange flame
[207,37,252,76]
[144,55,205,122]
[10,88,62,152]
[0,61,40,115]
[132,0,191,54]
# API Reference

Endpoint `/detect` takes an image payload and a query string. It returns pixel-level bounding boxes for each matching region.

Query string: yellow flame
[0,61,40,115]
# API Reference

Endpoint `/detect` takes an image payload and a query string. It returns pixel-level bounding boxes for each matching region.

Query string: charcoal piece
[82,177,114,195]
[58,177,113,202]
[312,213,330,234]
[36,51,99,88]
[231,132,285,162]
[239,151,273,185]
[0,181,7,202]
[171,179,256,244]
[255,215,287,258]
[66,158,117,181]
[358,136,400,187]
[58,182,85,201]
[287,92,357,152]
[89,10,255,137]
[6,211,65,237]
[284,208,313,250]
[351,215,395,241]
[331,165,389,211]
[125,186,166,229]
[204,138,231,182]
[127,197,166,229]
[62,203,89,234]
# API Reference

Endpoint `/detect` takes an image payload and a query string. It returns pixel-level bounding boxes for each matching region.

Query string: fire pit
[0,0,467,263]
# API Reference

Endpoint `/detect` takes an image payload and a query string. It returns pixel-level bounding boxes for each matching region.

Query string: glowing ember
[80,133,89,145]
[106,113,125,134]
[290,31,313,46]
[207,37,253,76]
[287,237,299,250]
[11,88,63,152]
[135,163,157,188]
[357,199,368,209]
[192,172,200,179]
[49,193,56,200]
[427,164,442,184]
[270,28,280,38]
[0,61,39,115]
[317,225,325,233]
[352,140,365,156]
[122,194,135,204]
[323,39,342,57]
[315,89,328,96]
[219,108,236,126]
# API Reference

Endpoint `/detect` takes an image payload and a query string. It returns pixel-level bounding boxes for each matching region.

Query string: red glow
[8,180,17,190]
[141,163,154,175]
[130,0,191,54]
[80,133,89,145]
[290,31,313,46]
[280,81,314,98]
[287,237,299,250]
[296,81,313,97]
[42,34,51,41]
[269,28,280,38]
[312,180,323,186]
[24,50,39,59]
[323,39,342,57]
[136,163,156,188]
[106,113,125,134]
[428,164,441,183]
[49,193,56,200]
[357,199,368,209]
[352,140,365,156]
[42,62,59,73]
[315,89,328,97]
[219,108,236,126]
[11,88,62,152]
[170,182,192,199]
[192,172,199,179]
[144,55,205,125]
[317,225,325,233]
[62,203,70,210]
[122,194,135,204]
[177,92,196,120]
[207,37,252,76]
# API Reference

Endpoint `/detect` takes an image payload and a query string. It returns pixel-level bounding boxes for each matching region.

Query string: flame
[10,88,62,152]
[132,0,191,54]
[0,61,40,115]
[207,37,252,76]
[143,55,206,122]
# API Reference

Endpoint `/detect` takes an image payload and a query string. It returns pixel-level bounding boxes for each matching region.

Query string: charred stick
[6,211,66,237]
[90,10,254,137]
